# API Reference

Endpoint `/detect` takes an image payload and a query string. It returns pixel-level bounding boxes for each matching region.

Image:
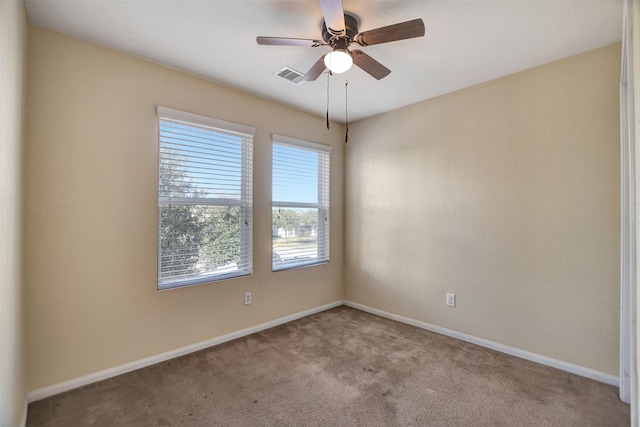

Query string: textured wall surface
[345,44,621,375]
[0,1,27,425]
[25,25,344,391]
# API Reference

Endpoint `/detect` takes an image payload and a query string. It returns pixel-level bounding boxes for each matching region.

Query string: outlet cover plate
[446,293,456,307]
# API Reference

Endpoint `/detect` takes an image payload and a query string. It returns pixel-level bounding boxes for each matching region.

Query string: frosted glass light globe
[324,50,353,74]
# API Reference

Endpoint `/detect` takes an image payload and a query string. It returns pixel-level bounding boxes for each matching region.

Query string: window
[272,135,331,271]
[157,106,254,290]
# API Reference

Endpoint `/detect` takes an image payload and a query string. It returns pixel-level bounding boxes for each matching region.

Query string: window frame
[156,106,254,290]
[271,134,331,272]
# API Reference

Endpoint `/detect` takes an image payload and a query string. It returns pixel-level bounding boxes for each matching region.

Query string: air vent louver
[274,67,304,84]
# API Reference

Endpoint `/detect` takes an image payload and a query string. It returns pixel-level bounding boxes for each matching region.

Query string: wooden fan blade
[257,37,325,47]
[319,0,346,36]
[303,55,328,81]
[354,18,425,46]
[351,50,391,80]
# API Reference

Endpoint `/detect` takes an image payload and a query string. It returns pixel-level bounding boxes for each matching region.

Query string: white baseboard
[27,300,343,403]
[343,300,619,387]
[27,299,618,405]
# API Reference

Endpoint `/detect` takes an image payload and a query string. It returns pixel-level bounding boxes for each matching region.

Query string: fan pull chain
[345,79,349,143]
[326,71,331,130]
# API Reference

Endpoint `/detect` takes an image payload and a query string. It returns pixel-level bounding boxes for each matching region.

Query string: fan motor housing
[322,14,359,45]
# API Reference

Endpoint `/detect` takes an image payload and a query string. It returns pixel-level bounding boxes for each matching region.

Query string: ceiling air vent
[274,66,304,85]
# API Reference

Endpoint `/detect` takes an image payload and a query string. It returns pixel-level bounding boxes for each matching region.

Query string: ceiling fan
[257,0,425,81]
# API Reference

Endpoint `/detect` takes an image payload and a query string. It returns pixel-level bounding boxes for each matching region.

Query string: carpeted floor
[27,306,629,426]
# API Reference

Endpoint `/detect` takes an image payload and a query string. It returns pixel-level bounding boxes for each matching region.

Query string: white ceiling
[25,0,623,123]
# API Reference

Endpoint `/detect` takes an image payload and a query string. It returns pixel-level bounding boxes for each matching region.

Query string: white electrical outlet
[244,292,252,305]
[446,293,456,307]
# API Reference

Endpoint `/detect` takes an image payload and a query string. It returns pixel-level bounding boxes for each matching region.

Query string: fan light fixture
[324,49,352,74]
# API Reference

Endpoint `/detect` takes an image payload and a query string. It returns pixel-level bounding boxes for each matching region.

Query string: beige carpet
[27,306,629,426]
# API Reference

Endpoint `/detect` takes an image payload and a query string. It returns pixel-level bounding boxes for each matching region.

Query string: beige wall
[345,43,621,375]
[0,0,27,425]
[25,25,345,391]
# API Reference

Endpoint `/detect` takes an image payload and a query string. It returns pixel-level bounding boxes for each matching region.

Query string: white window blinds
[157,106,254,289]
[272,135,331,271]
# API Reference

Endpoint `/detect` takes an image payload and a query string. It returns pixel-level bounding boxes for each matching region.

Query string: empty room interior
[2,0,640,426]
